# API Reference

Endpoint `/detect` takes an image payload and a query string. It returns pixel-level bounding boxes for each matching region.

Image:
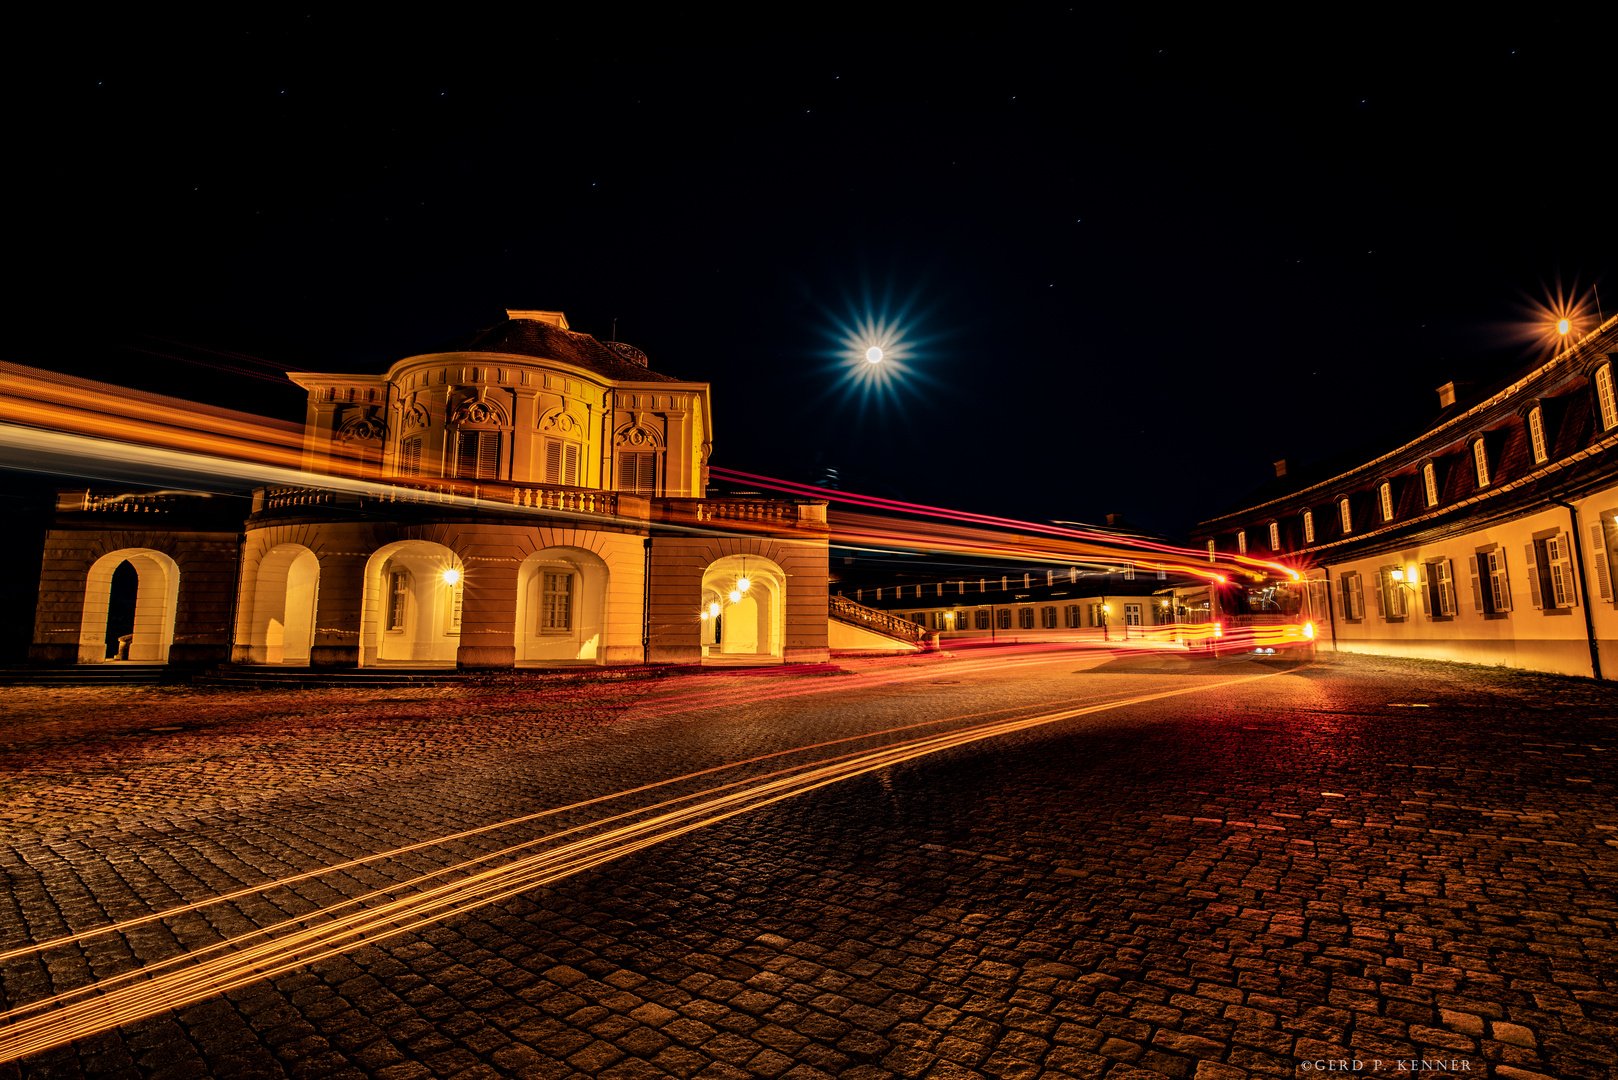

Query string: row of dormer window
[1210,361,1618,556]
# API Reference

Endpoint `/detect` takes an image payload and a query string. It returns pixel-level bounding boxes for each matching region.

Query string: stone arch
[78,548,179,664]
[514,547,609,663]
[701,554,785,659]
[359,540,465,666]
[240,544,320,665]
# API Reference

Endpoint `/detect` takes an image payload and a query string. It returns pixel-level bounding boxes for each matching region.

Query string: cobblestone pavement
[1,650,1616,1080]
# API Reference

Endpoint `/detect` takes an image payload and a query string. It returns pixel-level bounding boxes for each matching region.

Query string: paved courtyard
[1,649,1615,1080]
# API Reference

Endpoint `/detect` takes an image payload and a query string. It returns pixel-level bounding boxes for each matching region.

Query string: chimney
[1106,513,1123,527]
[1436,380,1472,409]
[1273,458,1290,478]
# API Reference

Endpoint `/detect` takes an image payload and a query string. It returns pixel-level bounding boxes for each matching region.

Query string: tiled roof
[423,319,686,383]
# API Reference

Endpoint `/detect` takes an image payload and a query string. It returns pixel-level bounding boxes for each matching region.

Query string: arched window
[1237,530,1248,555]
[1528,406,1548,464]
[1206,538,1216,562]
[1378,481,1395,522]
[1472,438,1490,488]
[1339,498,1353,535]
[1302,508,1316,544]
[1422,462,1439,507]
[1268,521,1280,551]
[1597,363,1618,431]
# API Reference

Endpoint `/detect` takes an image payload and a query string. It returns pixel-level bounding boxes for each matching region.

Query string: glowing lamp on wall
[1558,318,1571,335]
[441,568,461,586]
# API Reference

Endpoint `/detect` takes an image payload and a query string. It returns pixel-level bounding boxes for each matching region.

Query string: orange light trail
[0,666,1294,1061]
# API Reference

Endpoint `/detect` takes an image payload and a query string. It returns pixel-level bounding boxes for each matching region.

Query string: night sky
[17,9,1614,539]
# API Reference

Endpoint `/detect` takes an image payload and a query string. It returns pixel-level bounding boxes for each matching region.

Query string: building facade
[1192,317,1618,679]
[27,310,831,669]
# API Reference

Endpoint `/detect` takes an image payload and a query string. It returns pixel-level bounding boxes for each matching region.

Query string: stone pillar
[458,562,519,668]
[510,388,541,484]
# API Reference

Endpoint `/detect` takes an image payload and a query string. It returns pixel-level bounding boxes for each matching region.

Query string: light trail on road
[0,663,1295,1061]
[0,646,1133,966]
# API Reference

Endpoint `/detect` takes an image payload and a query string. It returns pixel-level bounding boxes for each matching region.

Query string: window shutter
[400,437,422,476]
[545,440,563,485]
[618,452,657,495]
[563,443,579,487]
[477,432,499,479]
[457,430,480,479]
[1349,574,1364,620]
[1470,556,1484,612]
[1374,571,1388,619]
[1524,543,1543,609]
[1592,523,1613,601]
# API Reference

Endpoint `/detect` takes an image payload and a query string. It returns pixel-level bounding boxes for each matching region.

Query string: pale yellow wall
[294,358,712,497]
[1325,486,1618,678]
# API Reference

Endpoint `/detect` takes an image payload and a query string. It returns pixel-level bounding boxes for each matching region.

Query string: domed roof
[422,314,684,384]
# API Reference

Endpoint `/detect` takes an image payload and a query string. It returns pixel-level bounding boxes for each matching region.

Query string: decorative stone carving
[338,413,386,443]
[451,400,502,426]
[402,402,431,430]
[615,423,663,448]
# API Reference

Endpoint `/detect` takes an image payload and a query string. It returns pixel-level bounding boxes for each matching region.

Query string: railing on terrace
[694,499,798,523]
[57,490,212,514]
[829,595,931,643]
[254,478,619,517]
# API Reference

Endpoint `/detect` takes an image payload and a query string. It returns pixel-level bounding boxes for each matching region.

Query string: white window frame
[1598,364,1618,431]
[1475,549,1511,614]
[1378,482,1394,523]
[1473,438,1490,488]
[1339,498,1353,535]
[1237,530,1247,555]
[1206,539,1216,562]
[387,570,409,632]
[540,571,574,632]
[1268,521,1280,551]
[1124,604,1142,626]
[1377,566,1408,620]
[1422,462,1438,507]
[1425,559,1457,618]
[1302,508,1315,545]
[1528,407,1548,465]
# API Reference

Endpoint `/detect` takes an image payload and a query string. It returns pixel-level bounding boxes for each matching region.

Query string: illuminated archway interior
[514,546,608,663]
[700,554,784,658]
[361,541,464,666]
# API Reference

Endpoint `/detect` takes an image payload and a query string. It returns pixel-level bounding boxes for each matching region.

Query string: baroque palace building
[24,310,834,669]
[1192,316,1618,679]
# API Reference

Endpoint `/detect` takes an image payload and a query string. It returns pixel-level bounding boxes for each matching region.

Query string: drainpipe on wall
[642,537,653,665]
[1551,497,1602,681]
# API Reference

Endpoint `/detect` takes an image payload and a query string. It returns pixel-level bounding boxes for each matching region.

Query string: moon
[865,346,884,364]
